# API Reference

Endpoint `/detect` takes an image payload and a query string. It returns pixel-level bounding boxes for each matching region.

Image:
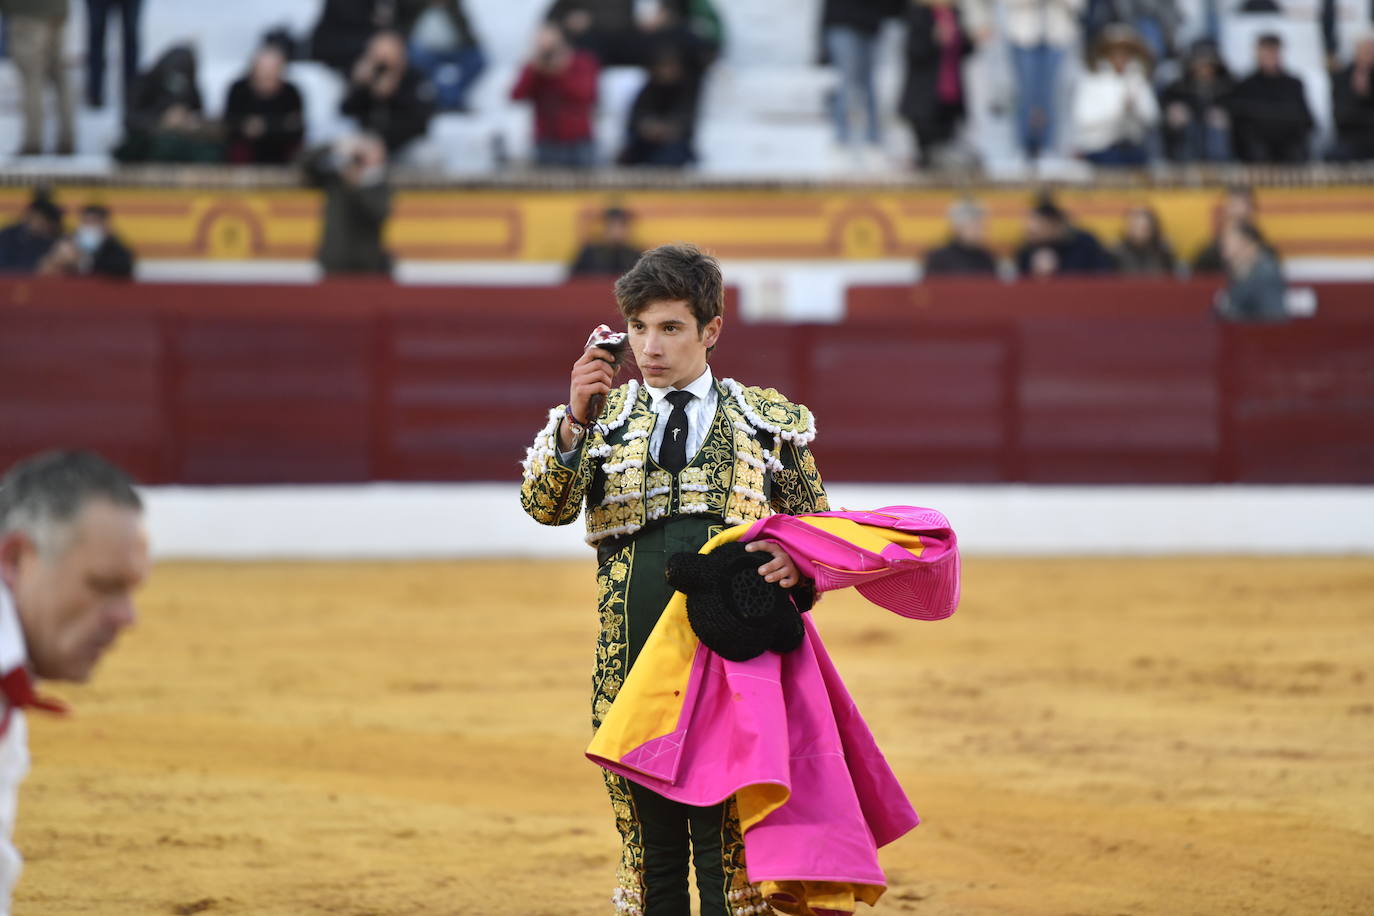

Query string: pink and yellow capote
[586,507,960,916]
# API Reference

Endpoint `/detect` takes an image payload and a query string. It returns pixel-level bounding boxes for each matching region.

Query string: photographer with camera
[511,22,600,167]
[305,133,393,277]
[340,30,435,155]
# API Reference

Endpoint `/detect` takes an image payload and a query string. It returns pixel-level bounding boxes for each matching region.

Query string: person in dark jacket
[0,191,63,273]
[1159,38,1235,162]
[569,206,642,276]
[341,30,435,154]
[306,134,393,276]
[1227,33,1314,163]
[1192,185,1277,273]
[223,43,305,164]
[311,0,396,74]
[1330,34,1374,161]
[116,43,222,162]
[36,204,136,278]
[923,197,998,276]
[1113,205,1176,275]
[618,51,698,166]
[401,0,486,111]
[1015,199,1116,277]
[899,0,972,169]
[1214,221,1286,321]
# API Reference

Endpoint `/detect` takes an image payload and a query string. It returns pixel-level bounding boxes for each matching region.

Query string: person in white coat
[1002,0,1085,159]
[0,451,149,913]
[1072,24,1159,166]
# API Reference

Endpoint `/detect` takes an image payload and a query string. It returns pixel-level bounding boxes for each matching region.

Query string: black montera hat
[665,542,814,662]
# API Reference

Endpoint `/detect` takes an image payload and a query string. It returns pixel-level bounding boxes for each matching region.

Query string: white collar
[644,366,714,405]
[0,581,28,675]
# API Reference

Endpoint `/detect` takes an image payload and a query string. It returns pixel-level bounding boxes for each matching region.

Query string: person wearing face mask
[37,205,135,279]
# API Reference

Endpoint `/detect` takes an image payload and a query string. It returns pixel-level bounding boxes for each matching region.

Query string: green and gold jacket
[520,377,829,544]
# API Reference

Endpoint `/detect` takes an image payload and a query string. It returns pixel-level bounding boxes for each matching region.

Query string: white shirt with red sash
[0,582,34,915]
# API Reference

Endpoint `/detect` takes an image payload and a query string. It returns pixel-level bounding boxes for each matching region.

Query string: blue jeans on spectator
[407,42,485,111]
[1174,119,1231,162]
[1084,140,1149,166]
[536,139,596,168]
[1011,42,1063,158]
[86,0,142,108]
[825,25,881,146]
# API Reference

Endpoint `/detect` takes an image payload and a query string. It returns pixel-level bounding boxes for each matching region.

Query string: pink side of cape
[590,507,960,888]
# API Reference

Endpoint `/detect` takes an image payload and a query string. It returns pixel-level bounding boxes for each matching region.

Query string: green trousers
[595,519,762,916]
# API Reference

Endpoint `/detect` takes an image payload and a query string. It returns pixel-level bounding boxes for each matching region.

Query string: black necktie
[659,390,694,473]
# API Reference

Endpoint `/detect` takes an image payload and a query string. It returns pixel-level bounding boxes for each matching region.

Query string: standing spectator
[224,43,305,164]
[1015,199,1116,276]
[341,30,435,154]
[511,23,599,168]
[1071,25,1158,167]
[1214,221,1286,321]
[618,51,698,167]
[899,0,973,169]
[84,0,141,109]
[401,0,486,112]
[1159,39,1234,163]
[1112,205,1176,274]
[306,134,393,276]
[0,191,63,273]
[1192,186,1274,273]
[116,43,222,162]
[1081,0,1181,64]
[569,206,642,276]
[1330,34,1374,161]
[821,0,895,158]
[1228,33,1314,163]
[1003,0,1083,161]
[37,203,135,278]
[922,197,998,276]
[311,0,399,74]
[6,0,75,155]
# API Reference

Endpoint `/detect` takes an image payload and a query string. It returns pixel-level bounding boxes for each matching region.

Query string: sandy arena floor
[14,557,1374,915]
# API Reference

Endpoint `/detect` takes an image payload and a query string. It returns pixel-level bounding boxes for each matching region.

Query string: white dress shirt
[0,584,32,916]
[642,367,718,465]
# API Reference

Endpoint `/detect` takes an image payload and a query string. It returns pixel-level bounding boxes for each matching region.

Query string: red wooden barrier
[1,278,1371,484]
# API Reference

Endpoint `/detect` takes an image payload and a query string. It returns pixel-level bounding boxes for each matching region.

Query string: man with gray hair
[922,197,999,277]
[0,450,149,911]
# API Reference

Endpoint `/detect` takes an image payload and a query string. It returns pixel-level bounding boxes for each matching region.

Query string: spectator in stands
[923,197,998,276]
[618,50,698,166]
[1015,199,1116,277]
[311,0,400,74]
[1228,33,1314,163]
[116,43,222,162]
[569,206,642,275]
[1081,0,1181,65]
[1192,186,1274,273]
[36,204,135,278]
[1214,221,1286,321]
[401,0,485,112]
[821,0,895,160]
[1004,0,1082,161]
[1112,205,1176,275]
[1330,34,1374,161]
[0,191,63,273]
[899,0,973,170]
[306,134,393,276]
[1071,25,1158,167]
[546,0,638,65]
[341,30,435,154]
[512,23,599,168]
[84,0,142,109]
[224,43,305,164]
[1159,39,1234,163]
[7,0,75,155]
